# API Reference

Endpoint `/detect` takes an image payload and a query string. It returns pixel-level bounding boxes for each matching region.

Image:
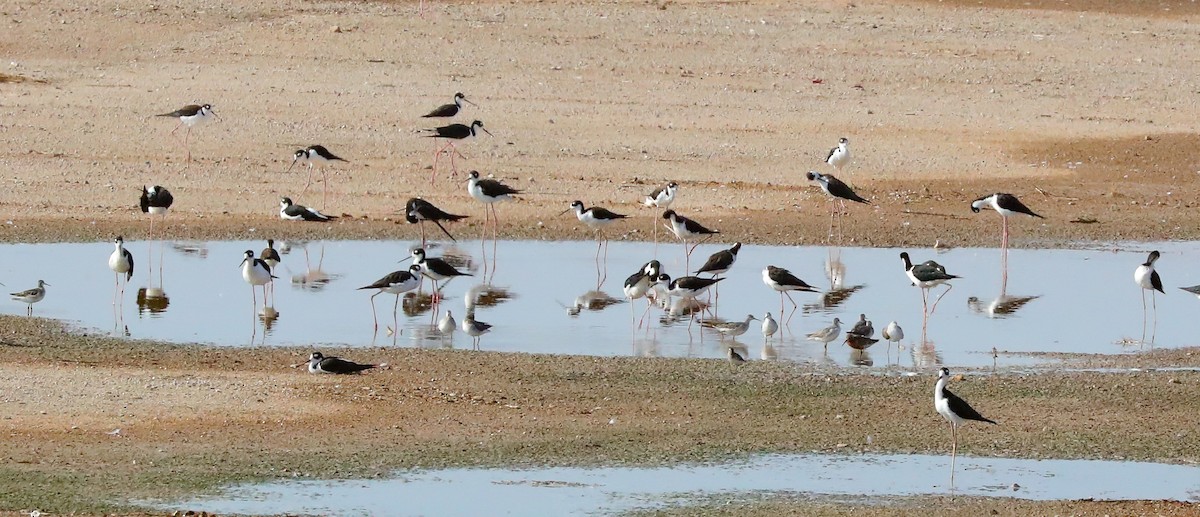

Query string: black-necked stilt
[696,242,740,277]
[762,265,819,322]
[108,236,134,301]
[761,312,779,340]
[703,314,758,340]
[280,196,337,222]
[424,120,492,181]
[438,310,456,337]
[848,313,874,338]
[643,181,678,249]
[806,171,868,239]
[260,239,282,305]
[10,280,48,316]
[970,193,1044,250]
[623,260,663,328]
[359,264,423,331]
[156,103,217,164]
[406,197,468,246]
[882,321,904,351]
[139,185,173,240]
[422,92,475,118]
[307,351,376,374]
[467,171,521,237]
[900,252,960,316]
[806,317,842,350]
[461,311,492,350]
[240,249,277,310]
[287,145,347,209]
[405,248,472,302]
[1134,250,1164,342]
[563,200,628,277]
[825,137,850,170]
[934,367,996,482]
[658,273,722,300]
[662,210,719,270]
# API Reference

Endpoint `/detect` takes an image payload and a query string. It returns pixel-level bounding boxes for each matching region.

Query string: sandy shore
[3,0,1200,514]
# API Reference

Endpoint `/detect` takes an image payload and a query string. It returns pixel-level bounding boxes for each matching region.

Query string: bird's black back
[943,387,997,424]
[827,176,869,204]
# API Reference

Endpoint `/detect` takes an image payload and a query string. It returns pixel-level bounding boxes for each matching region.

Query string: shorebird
[359,264,423,331]
[900,252,960,315]
[10,280,48,316]
[658,274,723,301]
[825,137,851,170]
[761,312,779,340]
[405,248,472,302]
[696,242,741,277]
[467,171,521,237]
[279,197,336,222]
[970,193,1044,250]
[287,145,347,208]
[438,310,457,336]
[108,236,134,301]
[1180,285,1200,299]
[406,197,467,246]
[642,181,678,249]
[1134,250,1164,341]
[260,239,282,304]
[422,92,475,118]
[155,103,217,164]
[563,200,628,269]
[762,265,819,322]
[307,351,376,374]
[806,171,869,238]
[139,185,173,240]
[934,367,996,482]
[424,120,492,181]
[882,321,904,351]
[806,318,842,350]
[662,210,719,270]
[848,313,874,338]
[703,314,758,340]
[844,333,879,351]
[622,260,663,328]
[461,312,492,350]
[727,346,747,364]
[240,249,277,310]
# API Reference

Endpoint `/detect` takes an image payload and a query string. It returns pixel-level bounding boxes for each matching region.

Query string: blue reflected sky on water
[163,453,1200,516]
[0,239,1197,368]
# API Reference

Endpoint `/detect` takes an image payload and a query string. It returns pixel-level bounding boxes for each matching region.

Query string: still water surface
[1,239,1196,368]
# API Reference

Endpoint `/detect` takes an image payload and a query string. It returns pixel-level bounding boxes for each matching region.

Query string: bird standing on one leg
[934,367,996,483]
[806,171,869,240]
[970,193,1044,250]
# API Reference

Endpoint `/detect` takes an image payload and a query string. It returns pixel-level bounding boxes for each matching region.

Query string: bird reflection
[968,249,1040,318]
[289,243,341,291]
[464,283,514,312]
[911,339,943,369]
[401,291,436,318]
[170,242,209,258]
[825,248,846,289]
[849,348,873,367]
[761,343,778,361]
[260,306,280,334]
[967,294,1040,318]
[136,287,170,316]
[802,285,864,313]
[572,290,624,313]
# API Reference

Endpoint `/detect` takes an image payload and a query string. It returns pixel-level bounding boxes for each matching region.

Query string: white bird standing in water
[1134,250,1164,343]
[761,312,779,340]
[882,321,904,351]
[108,236,134,302]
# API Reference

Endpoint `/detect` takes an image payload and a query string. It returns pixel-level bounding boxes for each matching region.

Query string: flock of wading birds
[4,95,1186,474]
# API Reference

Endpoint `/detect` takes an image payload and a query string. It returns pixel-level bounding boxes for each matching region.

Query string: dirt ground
[3,0,1200,514]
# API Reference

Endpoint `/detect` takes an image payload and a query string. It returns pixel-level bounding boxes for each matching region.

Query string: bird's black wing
[944,387,997,424]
